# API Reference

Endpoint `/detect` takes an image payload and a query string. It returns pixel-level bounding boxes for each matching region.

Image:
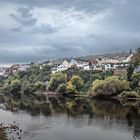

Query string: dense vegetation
[0,65,51,99]
[0,48,140,100]
[91,76,130,98]
[132,48,140,66]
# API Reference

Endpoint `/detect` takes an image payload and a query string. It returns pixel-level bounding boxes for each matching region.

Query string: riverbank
[0,127,7,140]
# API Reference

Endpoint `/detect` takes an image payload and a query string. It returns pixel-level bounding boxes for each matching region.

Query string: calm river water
[0,98,140,140]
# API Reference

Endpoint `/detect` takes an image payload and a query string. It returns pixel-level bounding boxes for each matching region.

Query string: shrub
[91,76,130,97]
[66,81,76,94]
[48,73,67,91]
[70,75,83,92]
[57,84,66,94]
[21,81,36,95]
[34,81,46,91]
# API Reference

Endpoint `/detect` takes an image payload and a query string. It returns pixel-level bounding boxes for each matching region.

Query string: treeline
[0,48,140,99]
[0,65,51,98]
[0,64,114,99]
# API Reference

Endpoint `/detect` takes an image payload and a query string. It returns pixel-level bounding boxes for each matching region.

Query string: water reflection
[1,97,140,140]
[49,98,140,139]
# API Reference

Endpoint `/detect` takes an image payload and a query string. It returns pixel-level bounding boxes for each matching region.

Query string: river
[0,98,140,140]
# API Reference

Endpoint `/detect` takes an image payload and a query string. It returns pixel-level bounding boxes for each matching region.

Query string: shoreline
[0,127,8,140]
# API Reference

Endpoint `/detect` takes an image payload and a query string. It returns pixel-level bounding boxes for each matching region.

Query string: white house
[0,65,11,76]
[123,54,133,63]
[57,64,68,72]
[0,69,5,76]
[57,60,69,72]
[63,60,69,68]
[51,68,57,74]
[105,62,130,71]
[101,58,120,64]
[69,59,79,68]
[78,61,89,68]
[83,65,91,71]
[105,63,114,71]
[51,60,70,73]
[18,64,30,71]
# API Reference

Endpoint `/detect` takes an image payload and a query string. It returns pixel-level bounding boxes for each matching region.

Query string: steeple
[130,48,132,54]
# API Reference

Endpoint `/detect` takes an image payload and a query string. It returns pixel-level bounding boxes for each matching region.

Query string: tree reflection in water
[1,97,140,139]
[47,97,140,139]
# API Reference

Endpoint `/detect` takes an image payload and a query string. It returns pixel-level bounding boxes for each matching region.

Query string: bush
[91,76,130,98]
[48,73,67,91]
[119,91,140,98]
[57,84,66,94]
[21,81,36,95]
[34,81,46,91]
[70,75,83,92]
[66,81,76,94]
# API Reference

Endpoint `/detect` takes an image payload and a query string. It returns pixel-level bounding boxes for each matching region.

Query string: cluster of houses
[0,52,138,81]
[0,64,30,77]
[51,54,133,75]
[51,59,91,73]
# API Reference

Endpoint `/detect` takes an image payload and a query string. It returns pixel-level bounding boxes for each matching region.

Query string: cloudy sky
[0,0,140,63]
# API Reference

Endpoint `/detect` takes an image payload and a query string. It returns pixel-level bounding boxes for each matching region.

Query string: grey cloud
[1,0,122,13]
[100,0,140,32]
[0,50,40,63]
[10,7,37,29]
[32,25,57,34]
[0,0,140,63]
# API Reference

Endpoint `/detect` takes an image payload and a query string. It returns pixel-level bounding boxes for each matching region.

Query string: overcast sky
[0,0,140,63]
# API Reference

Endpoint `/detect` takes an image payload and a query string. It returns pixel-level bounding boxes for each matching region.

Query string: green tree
[10,79,21,93]
[21,81,36,95]
[91,76,130,97]
[132,48,140,66]
[130,73,140,89]
[3,79,22,98]
[71,75,84,92]
[34,81,46,91]
[57,84,66,94]
[2,83,11,95]
[48,73,67,91]
[127,64,134,81]
[66,81,76,93]
[91,74,102,81]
